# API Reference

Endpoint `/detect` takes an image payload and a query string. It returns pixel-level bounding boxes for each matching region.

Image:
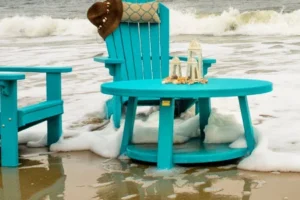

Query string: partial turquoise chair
[0,66,72,167]
[94,0,216,128]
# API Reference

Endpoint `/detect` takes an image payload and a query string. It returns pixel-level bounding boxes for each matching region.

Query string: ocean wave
[171,8,300,36]
[0,15,97,38]
[2,8,300,38]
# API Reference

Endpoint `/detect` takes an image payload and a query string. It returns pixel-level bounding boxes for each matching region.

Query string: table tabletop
[101,78,273,98]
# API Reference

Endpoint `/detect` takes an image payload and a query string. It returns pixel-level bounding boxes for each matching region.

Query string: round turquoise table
[101,78,273,169]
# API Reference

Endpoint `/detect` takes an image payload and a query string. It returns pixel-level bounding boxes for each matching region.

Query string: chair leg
[238,96,255,154]
[174,98,196,117]
[198,98,211,141]
[113,96,122,128]
[157,98,175,170]
[120,97,137,155]
[1,81,19,167]
[2,168,21,199]
[195,99,199,115]
[46,73,63,146]
[105,97,114,119]
[47,115,62,146]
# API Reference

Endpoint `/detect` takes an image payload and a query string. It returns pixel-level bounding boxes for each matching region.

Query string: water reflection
[95,159,256,200]
[0,156,66,200]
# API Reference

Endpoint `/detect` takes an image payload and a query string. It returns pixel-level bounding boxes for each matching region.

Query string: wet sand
[0,146,299,200]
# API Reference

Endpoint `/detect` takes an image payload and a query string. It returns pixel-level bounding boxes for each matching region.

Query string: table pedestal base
[126,138,247,164]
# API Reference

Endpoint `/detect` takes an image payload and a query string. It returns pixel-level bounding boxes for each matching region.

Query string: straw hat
[87,0,123,39]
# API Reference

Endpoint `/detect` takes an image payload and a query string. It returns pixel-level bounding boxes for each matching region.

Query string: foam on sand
[17,102,300,173]
[238,131,300,172]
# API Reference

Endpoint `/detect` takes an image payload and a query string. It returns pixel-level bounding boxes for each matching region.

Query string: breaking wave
[170,8,300,36]
[1,8,300,38]
[0,15,97,38]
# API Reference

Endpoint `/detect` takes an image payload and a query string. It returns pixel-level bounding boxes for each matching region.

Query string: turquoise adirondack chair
[0,66,71,167]
[94,0,216,128]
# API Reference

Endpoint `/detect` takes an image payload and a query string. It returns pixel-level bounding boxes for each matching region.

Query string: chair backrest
[105,0,169,81]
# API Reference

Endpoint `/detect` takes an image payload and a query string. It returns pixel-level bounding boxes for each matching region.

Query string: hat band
[98,1,111,30]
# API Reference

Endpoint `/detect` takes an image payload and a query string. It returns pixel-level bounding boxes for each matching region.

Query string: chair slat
[106,35,122,81]
[113,28,128,80]
[150,24,161,78]
[120,23,136,80]
[129,23,143,79]
[106,35,116,57]
[140,24,152,79]
[159,4,170,78]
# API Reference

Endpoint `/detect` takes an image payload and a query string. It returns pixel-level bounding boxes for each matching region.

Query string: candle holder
[163,40,208,85]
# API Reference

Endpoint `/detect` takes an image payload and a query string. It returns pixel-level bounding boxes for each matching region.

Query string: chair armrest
[0,73,25,96]
[0,73,25,80]
[0,66,72,73]
[94,57,124,64]
[169,55,216,64]
[94,57,124,78]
